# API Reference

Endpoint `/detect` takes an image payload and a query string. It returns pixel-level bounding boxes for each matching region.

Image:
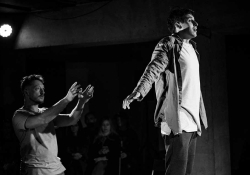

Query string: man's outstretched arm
[54,84,94,127]
[123,39,170,109]
[13,82,81,130]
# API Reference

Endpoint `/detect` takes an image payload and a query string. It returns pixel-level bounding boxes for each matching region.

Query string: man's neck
[182,38,190,43]
[23,102,39,113]
[175,33,191,43]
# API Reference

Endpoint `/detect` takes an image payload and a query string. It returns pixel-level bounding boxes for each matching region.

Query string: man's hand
[122,92,140,109]
[65,82,81,102]
[78,84,94,103]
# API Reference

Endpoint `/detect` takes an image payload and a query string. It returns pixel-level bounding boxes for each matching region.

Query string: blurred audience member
[115,111,140,175]
[85,117,121,175]
[82,112,98,149]
[81,112,99,168]
[65,122,85,175]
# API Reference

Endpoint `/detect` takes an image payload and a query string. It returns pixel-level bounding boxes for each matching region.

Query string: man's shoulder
[14,107,47,116]
[13,108,29,117]
[12,107,44,122]
[12,109,29,131]
[160,35,176,42]
[12,109,29,123]
[158,36,176,47]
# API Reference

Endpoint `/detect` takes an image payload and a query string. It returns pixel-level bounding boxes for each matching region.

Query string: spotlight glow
[0,24,12,37]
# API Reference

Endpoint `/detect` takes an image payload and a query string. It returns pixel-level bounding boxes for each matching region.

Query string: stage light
[0,24,12,37]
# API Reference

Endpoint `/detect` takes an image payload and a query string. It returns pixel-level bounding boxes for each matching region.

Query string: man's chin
[193,31,197,37]
[29,97,44,105]
[189,34,197,39]
[38,100,44,104]
[38,97,44,104]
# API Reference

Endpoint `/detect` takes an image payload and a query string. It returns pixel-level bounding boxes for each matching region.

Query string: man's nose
[40,89,45,95]
[193,20,198,26]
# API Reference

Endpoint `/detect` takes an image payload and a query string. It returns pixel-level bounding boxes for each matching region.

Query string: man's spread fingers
[70,82,77,89]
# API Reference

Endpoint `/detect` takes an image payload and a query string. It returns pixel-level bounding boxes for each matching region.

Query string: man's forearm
[38,98,70,124]
[69,99,87,124]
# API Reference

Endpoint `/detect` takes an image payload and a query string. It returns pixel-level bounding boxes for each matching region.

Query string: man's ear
[175,21,182,29]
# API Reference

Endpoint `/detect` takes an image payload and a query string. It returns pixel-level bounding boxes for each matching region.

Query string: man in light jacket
[123,7,208,175]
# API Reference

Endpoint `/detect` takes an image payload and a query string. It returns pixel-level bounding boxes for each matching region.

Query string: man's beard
[29,96,44,105]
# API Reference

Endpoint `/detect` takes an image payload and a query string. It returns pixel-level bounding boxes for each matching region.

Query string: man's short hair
[167,7,194,33]
[20,74,44,93]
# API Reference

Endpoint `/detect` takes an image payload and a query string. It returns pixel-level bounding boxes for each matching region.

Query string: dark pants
[163,131,197,175]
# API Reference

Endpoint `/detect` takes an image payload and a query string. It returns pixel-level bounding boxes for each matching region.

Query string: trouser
[163,131,197,175]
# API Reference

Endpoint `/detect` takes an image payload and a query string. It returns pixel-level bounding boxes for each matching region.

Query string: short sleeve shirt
[12,107,65,175]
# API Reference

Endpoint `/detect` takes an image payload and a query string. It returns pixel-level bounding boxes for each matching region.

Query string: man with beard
[123,7,208,175]
[12,74,94,175]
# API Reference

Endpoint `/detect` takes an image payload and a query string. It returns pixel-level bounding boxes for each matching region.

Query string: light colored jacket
[133,34,208,136]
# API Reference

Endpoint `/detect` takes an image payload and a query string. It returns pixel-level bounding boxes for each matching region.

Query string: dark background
[1,0,249,175]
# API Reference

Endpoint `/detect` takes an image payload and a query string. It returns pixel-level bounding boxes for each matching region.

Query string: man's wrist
[75,106,84,111]
[62,97,71,104]
[75,100,86,111]
[80,97,88,104]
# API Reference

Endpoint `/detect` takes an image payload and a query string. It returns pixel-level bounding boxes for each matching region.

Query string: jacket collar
[172,33,197,50]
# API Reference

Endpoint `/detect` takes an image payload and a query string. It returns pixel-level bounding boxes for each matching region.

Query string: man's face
[25,80,45,105]
[178,14,198,39]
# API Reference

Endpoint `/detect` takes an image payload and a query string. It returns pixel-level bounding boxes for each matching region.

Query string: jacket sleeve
[133,38,170,101]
